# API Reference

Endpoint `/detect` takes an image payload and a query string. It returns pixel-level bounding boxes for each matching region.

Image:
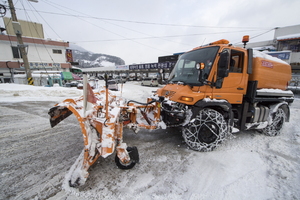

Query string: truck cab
[158,40,250,105]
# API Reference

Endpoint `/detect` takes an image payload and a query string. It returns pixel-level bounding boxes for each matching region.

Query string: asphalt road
[0,101,84,199]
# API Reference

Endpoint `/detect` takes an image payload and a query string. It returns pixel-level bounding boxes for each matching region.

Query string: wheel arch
[269,102,290,122]
[193,99,234,126]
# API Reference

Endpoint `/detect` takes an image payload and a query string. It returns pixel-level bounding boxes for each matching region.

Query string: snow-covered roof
[277,33,300,41]
[253,46,276,51]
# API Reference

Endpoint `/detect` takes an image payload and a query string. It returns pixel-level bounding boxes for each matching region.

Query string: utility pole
[8,0,34,85]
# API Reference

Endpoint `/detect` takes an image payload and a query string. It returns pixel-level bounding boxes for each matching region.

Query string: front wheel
[261,107,286,136]
[182,108,228,152]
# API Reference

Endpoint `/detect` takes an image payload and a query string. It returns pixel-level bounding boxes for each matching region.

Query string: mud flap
[48,106,72,128]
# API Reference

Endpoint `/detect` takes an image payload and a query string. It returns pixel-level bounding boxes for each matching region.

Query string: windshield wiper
[170,80,186,85]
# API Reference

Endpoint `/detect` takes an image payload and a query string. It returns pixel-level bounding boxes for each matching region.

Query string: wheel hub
[198,122,219,144]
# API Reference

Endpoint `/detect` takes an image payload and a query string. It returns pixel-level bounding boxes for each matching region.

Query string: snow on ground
[0,84,83,103]
[0,82,300,200]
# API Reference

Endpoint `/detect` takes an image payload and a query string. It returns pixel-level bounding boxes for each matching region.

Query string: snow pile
[0,83,83,102]
[257,88,294,95]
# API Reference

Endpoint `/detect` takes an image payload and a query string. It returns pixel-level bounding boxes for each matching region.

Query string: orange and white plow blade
[48,89,131,187]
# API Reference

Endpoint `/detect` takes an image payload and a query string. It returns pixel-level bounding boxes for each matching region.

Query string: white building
[0,18,72,84]
[0,34,71,84]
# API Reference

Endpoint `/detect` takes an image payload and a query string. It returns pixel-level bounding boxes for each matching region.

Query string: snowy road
[0,101,83,199]
[0,83,300,200]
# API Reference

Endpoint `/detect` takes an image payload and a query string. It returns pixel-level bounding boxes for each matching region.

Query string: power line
[74,29,265,43]
[15,7,272,30]
[19,0,272,50]
[250,28,275,40]
[24,0,61,39]
[22,0,58,69]
[33,0,172,54]
[10,1,277,57]
[41,0,194,48]
[233,28,275,45]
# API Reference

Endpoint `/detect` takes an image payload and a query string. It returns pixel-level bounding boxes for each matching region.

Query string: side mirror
[217,50,229,78]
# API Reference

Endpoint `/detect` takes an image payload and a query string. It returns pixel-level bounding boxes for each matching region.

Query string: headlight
[180,96,193,102]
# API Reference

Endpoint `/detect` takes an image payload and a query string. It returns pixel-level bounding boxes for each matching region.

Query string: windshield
[168,46,219,86]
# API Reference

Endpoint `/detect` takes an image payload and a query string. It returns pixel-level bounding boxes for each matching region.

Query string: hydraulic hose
[127,99,157,106]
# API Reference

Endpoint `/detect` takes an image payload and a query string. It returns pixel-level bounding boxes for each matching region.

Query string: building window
[4,78,11,83]
[11,46,21,58]
[278,40,300,52]
[53,49,62,54]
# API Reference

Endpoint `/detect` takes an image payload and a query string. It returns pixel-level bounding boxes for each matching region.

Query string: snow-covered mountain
[68,43,125,68]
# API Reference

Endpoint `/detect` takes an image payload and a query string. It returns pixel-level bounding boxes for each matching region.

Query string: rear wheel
[261,107,286,136]
[182,108,228,152]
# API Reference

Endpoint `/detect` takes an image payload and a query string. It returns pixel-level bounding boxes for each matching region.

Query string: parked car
[141,77,159,87]
[115,76,127,84]
[107,80,118,91]
[77,83,83,89]
[128,76,136,81]
[65,81,79,87]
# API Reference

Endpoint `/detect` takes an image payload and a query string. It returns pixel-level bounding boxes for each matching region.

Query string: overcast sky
[1,0,300,64]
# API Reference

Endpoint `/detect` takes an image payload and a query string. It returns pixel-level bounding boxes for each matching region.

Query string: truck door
[214,49,247,104]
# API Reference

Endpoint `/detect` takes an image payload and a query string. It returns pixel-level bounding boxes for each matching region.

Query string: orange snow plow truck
[48,36,293,187]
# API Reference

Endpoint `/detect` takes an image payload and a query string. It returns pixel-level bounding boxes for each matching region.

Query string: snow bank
[0,81,155,103]
[0,83,83,102]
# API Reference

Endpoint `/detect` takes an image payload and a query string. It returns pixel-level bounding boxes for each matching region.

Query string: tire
[115,146,139,169]
[261,107,286,136]
[182,108,228,152]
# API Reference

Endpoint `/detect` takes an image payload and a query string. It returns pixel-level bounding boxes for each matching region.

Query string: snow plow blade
[48,106,72,128]
[48,82,141,187]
